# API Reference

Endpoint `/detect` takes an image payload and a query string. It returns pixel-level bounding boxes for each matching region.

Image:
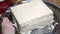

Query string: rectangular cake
[11,0,54,33]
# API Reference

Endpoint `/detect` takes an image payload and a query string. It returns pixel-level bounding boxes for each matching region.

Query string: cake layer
[20,20,54,33]
[20,15,54,27]
[20,15,54,33]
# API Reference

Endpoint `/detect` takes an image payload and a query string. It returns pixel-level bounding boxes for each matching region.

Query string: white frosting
[11,0,54,33]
